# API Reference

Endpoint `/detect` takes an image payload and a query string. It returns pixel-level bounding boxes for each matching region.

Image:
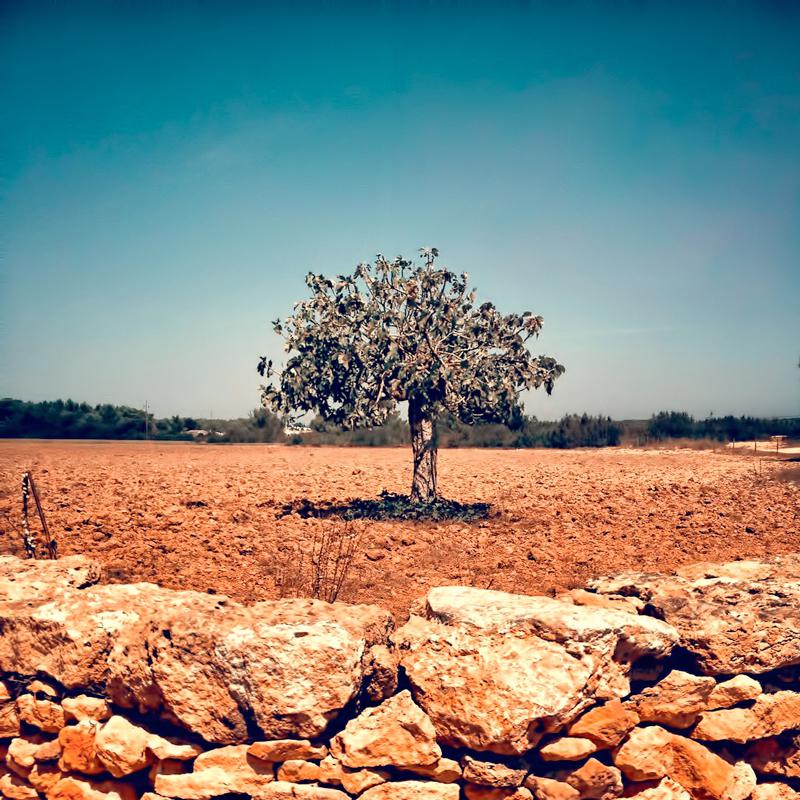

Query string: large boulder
[692,691,800,743]
[393,586,676,755]
[0,556,394,744]
[590,554,800,675]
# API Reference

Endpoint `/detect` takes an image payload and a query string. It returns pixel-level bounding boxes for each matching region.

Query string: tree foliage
[258,249,565,430]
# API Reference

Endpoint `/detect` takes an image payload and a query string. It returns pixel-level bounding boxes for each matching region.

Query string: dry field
[1,439,798,617]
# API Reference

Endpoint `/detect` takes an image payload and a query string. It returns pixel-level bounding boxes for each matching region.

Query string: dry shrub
[273,520,363,603]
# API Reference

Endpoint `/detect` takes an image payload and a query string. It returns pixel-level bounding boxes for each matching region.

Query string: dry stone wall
[1,553,799,800]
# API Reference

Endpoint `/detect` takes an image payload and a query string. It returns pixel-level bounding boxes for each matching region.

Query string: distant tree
[258,249,564,500]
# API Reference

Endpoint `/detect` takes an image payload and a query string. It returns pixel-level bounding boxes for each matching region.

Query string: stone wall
[1,553,799,800]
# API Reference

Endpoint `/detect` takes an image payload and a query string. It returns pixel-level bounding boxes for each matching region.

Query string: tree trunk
[409,399,438,502]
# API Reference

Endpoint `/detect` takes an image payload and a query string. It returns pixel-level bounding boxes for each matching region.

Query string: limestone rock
[147,735,204,761]
[539,736,597,761]
[420,585,677,697]
[751,784,800,800]
[34,738,62,762]
[28,761,64,793]
[0,700,21,738]
[48,776,138,800]
[614,725,749,800]
[0,771,39,800]
[464,787,534,800]
[58,721,105,775]
[402,757,462,782]
[626,670,715,728]
[359,781,461,799]
[590,554,800,675]
[625,778,691,800]
[566,700,639,748]
[276,760,320,782]
[249,740,328,762]
[461,755,527,787]
[743,736,800,777]
[62,696,112,723]
[193,744,275,793]
[7,735,44,772]
[363,644,399,703]
[0,554,102,602]
[524,776,580,800]
[339,766,390,794]
[331,690,440,768]
[253,783,351,800]
[564,758,622,800]
[557,589,643,614]
[0,556,394,744]
[16,693,66,732]
[692,691,800,742]
[94,715,153,777]
[155,768,232,799]
[706,676,761,710]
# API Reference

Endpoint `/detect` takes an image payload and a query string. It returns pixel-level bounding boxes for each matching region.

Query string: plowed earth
[1,440,798,617]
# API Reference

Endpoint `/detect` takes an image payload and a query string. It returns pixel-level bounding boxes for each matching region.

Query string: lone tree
[258,249,564,501]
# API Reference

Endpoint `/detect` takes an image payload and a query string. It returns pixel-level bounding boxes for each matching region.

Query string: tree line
[3,398,796,448]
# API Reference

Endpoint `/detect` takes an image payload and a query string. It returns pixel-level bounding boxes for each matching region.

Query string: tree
[258,249,564,501]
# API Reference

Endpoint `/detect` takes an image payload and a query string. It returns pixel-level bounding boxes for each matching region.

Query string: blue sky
[2,1,798,420]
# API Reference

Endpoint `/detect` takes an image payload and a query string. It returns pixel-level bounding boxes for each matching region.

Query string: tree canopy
[258,249,565,431]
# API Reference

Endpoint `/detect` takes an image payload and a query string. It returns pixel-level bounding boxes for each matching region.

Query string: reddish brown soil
[1,440,798,617]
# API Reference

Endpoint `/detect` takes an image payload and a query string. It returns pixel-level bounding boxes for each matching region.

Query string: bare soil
[1,440,798,617]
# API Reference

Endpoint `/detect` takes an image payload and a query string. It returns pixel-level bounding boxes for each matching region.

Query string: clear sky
[2,1,798,420]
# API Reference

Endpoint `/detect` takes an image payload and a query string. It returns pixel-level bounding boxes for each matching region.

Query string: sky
[1,1,799,421]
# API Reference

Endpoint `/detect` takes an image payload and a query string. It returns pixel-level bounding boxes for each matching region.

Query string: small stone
[751,784,800,800]
[524,776,580,800]
[331,690,440,768]
[0,772,39,800]
[48,775,138,800]
[614,725,748,800]
[26,679,59,698]
[276,760,320,783]
[626,670,716,728]
[340,766,390,794]
[147,735,204,761]
[461,755,527,787]
[59,721,105,775]
[565,758,622,800]
[0,701,21,738]
[359,781,461,799]
[693,691,800,742]
[155,768,231,799]
[539,737,598,762]
[567,700,639,748]
[744,736,800,777]
[8,735,44,771]
[34,738,62,762]
[193,744,275,793]
[28,761,65,794]
[403,757,462,782]
[248,739,328,762]
[625,778,690,799]
[363,644,399,703]
[62,696,112,723]
[464,787,533,800]
[16,693,66,732]
[94,715,153,777]
[253,783,351,800]
[706,675,762,710]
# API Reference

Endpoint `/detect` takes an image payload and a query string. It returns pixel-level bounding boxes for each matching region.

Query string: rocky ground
[0,441,798,616]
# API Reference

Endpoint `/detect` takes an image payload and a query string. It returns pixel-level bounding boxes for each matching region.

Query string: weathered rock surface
[461,755,527,787]
[359,780,461,799]
[626,670,715,728]
[394,587,675,755]
[567,700,639,748]
[692,691,800,742]
[626,778,691,800]
[331,690,440,767]
[743,736,800,777]
[750,784,800,800]
[0,557,394,744]
[48,775,138,800]
[94,715,153,777]
[249,739,328,762]
[524,775,580,800]
[706,675,762,710]
[614,725,753,800]
[539,737,598,762]
[590,554,800,675]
